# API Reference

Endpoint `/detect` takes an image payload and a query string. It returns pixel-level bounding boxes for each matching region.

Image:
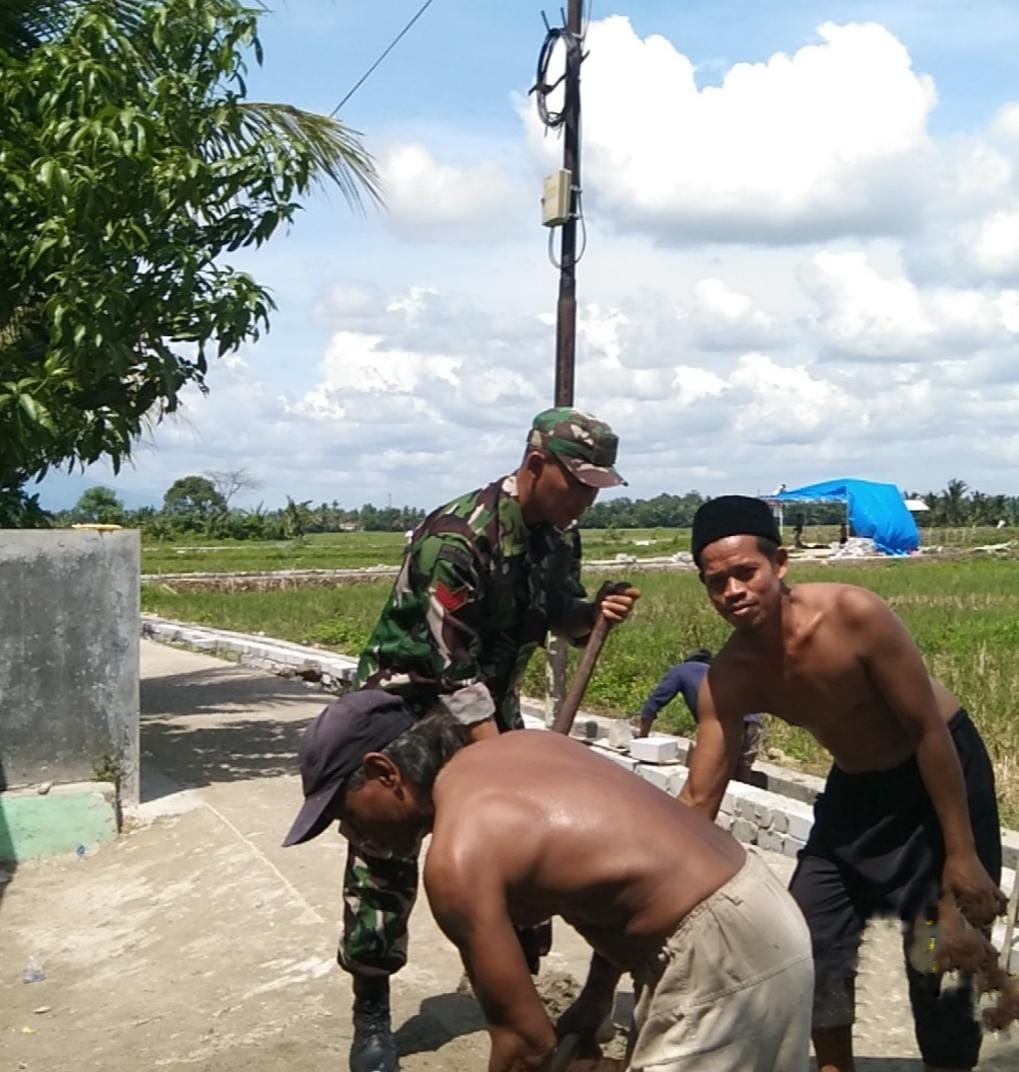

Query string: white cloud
[670,365,727,406]
[728,353,853,445]
[805,250,1019,360]
[597,279,783,373]
[313,282,382,321]
[939,139,1014,209]
[378,142,527,243]
[990,102,1019,145]
[48,264,1019,510]
[686,278,780,350]
[970,209,1019,277]
[523,18,937,244]
[313,330,460,397]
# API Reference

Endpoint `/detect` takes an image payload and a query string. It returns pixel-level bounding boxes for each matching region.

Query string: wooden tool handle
[551,616,611,736]
[543,1033,579,1072]
[551,581,631,737]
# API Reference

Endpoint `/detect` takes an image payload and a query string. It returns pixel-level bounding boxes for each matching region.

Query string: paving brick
[630,736,679,764]
[637,765,680,795]
[607,721,633,749]
[786,809,814,843]
[731,818,757,845]
[729,783,771,808]
[782,834,806,859]
[758,828,784,853]
[577,719,600,741]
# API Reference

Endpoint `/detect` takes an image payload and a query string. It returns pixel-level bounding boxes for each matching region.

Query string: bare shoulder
[425,750,539,895]
[423,797,496,906]
[794,581,889,626]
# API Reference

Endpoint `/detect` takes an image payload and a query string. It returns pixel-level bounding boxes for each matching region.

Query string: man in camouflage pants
[342,408,640,1072]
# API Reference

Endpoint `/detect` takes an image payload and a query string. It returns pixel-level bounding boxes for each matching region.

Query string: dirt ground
[1,641,1017,1071]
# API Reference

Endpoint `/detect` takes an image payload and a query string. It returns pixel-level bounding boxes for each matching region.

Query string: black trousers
[789,710,1002,1069]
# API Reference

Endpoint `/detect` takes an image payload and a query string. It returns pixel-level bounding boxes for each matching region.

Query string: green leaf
[19,395,56,434]
[38,159,55,188]
[30,235,59,267]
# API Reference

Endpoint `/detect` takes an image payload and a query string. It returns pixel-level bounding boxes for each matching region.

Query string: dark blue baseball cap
[283,690,415,847]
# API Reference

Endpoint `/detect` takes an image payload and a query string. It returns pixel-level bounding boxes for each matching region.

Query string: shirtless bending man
[284,690,813,1072]
[679,495,1006,1072]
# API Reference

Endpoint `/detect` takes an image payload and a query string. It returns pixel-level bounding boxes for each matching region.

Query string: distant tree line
[45,475,1019,539]
[912,478,1019,527]
[581,492,709,528]
[54,470,426,539]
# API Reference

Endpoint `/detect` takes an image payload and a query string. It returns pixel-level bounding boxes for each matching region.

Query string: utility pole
[534,1,586,723]
[554,0,583,407]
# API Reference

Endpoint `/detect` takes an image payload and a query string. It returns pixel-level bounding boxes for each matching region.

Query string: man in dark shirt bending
[637,648,763,785]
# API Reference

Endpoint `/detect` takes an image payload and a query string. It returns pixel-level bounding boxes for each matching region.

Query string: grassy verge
[142,555,1019,825]
[142,582,387,655]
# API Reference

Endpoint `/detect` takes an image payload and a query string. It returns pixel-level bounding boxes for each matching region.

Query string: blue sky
[39,1,1019,510]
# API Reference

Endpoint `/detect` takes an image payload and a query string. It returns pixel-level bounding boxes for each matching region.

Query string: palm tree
[943,478,969,526]
[0,0,380,208]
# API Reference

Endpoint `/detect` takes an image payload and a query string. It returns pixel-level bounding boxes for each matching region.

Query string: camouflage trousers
[339,845,419,976]
[338,843,553,977]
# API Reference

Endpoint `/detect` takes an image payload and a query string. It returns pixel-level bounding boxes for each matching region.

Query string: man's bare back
[425,730,743,969]
[291,693,814,1072]
[712,581,961,772]
[420,727,812,1072]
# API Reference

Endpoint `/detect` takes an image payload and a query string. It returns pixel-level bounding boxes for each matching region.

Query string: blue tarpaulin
[774,478,920,556]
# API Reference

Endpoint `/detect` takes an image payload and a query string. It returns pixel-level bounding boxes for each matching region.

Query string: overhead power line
[330,0,438,117]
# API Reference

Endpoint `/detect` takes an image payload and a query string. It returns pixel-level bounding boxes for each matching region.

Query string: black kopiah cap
[691,495,782,563]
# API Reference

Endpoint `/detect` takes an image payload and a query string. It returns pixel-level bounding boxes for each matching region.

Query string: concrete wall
[0,529,139,804]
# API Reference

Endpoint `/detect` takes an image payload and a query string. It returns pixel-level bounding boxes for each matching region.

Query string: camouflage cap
[527,407,626,488]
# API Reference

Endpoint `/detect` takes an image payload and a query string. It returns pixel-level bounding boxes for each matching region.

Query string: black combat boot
[350,976,398,1072]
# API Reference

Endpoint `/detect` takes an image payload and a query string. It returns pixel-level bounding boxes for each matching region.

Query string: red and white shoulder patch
[434,582,469,613]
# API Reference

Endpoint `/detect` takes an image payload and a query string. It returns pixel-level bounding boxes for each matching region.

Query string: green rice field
[140,524,1019,575]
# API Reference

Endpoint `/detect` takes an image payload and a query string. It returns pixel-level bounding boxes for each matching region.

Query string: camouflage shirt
[354,474,589,731]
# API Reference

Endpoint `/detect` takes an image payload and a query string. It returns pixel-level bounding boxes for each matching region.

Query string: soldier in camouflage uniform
[340,407,640,1072]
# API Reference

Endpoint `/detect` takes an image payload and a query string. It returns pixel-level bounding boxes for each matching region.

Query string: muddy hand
[943,851,1008,927]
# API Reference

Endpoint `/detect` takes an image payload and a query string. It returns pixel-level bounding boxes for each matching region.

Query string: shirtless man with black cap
[285,691,814,1072]
[680,494,1006,1072]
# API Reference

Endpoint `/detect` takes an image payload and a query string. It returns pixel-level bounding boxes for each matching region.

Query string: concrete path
[1,640,1016,1071]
